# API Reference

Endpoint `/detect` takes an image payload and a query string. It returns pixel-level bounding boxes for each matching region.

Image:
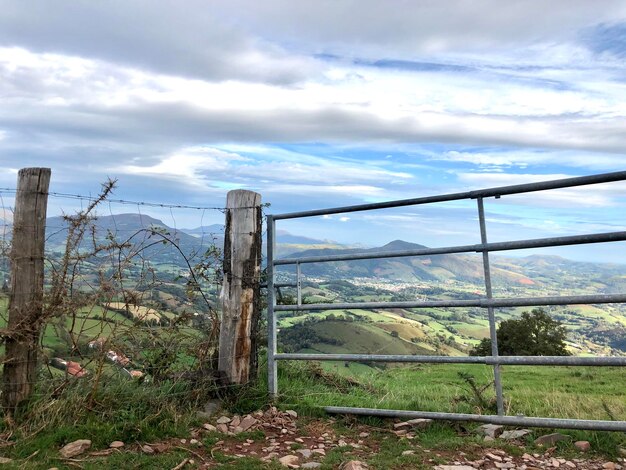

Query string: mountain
[282,240,626,290]
[44,214,212,267]
[181,224,224,238]
[282,240,485,283]
[276,230,336,245]
[41,214,349,267]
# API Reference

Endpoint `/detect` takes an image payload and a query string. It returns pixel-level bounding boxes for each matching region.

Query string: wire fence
[0,184,268,416]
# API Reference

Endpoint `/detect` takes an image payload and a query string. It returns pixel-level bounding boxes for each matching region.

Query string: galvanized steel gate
[266,171,626,431]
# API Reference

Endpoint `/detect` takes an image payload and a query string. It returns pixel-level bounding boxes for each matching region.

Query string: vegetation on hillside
[469,308,571,356]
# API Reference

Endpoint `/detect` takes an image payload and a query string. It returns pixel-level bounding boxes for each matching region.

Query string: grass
[0,357,622,468]
[275,361,626,422]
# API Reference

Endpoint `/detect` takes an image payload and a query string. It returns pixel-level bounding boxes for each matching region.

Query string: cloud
[218,0,626,56]
[0,1,316,84]
[432,149,626,171]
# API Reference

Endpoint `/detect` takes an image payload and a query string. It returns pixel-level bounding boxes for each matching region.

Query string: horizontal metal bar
[260,282,297,288]
[271,171,626,220]
[274,293,626,311]
[275,353,484,364]
[275,299,481,311]
[494,356,626,366]
[275,231,626,265]
[275,353,626,366]
[325,407,626,432]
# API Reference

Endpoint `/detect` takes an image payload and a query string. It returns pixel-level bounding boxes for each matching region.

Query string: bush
[470,308,570,356]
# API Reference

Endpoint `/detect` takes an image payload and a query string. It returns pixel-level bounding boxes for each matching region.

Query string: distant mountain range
[282,239,626,292]
[1,214,624,291]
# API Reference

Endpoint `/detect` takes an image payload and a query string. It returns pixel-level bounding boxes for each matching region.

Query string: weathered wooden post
[2,168,50,413]
[218,190,262,384]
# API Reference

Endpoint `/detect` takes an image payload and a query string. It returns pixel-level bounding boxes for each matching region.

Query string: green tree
[470,308,570,356]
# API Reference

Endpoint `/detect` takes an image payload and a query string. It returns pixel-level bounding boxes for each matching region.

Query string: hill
[282,239,626,290]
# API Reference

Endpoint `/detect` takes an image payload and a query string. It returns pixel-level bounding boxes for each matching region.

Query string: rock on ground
[59,439,92,458]
[500,429,532,440]
[478,424,504,438]
[534,432,571,446]
[393,418,432,430]
[279,454,299,468]
[343,461,368,470]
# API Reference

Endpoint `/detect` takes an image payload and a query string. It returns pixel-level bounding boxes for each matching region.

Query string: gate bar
[276,231,626,265]
[274,353,626,366]
[266,215,278,396]
[325,407,626,432]
[273,171,626,220]
[274,292,626,311]
[477,197,504,415]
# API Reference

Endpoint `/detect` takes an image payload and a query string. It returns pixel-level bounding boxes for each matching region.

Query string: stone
[109,441,125,449]
[141,445,154,454]
[301,464,322,469]
[602,463,617,470]
[486,453,503,462]
[0,458,12,464]
[359,432,369,438]
[286,410,298,418]
[60,439,92,458]
[216,416,231,424]
[500,429,532,440]
[434,466,476,470]
[279,455,300,468]
[343,461,368,470]
[216,424,229,433]
[401,450,415,455]
[239,415,258,432]
[203,423,217,432]
[190,439,199,445]
[534,433,571,447]
[574,441,591,452]
[394,418,432,430]
[478,424,504,438]
[297,449,312,459]
[619,447,626,457]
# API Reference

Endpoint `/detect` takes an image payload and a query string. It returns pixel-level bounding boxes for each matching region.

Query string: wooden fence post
[218,190,262,385]
[2,168,50,414]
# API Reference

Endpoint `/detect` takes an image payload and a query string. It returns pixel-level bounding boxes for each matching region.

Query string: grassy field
[276,361,626,422]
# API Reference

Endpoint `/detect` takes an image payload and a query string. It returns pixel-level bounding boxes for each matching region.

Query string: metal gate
[266,171,626,431]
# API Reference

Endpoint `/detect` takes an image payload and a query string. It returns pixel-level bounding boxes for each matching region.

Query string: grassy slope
[277,361,626,422]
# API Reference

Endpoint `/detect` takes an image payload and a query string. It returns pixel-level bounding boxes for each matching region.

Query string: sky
[0,0,626,262]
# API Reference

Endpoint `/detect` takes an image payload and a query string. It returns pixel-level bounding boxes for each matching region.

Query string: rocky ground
[20,408,626,469]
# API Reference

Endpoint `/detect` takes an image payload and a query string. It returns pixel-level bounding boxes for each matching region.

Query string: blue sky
[0,1,625,262]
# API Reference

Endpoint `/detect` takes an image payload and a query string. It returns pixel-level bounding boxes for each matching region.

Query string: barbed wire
[0,188,267,212]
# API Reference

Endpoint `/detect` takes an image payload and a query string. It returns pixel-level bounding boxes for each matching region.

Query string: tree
[470,308,570,356]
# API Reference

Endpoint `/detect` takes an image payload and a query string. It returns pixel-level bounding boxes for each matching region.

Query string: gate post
[266,215,277,396]
[218,190,262,384]
[2,168,51,414]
